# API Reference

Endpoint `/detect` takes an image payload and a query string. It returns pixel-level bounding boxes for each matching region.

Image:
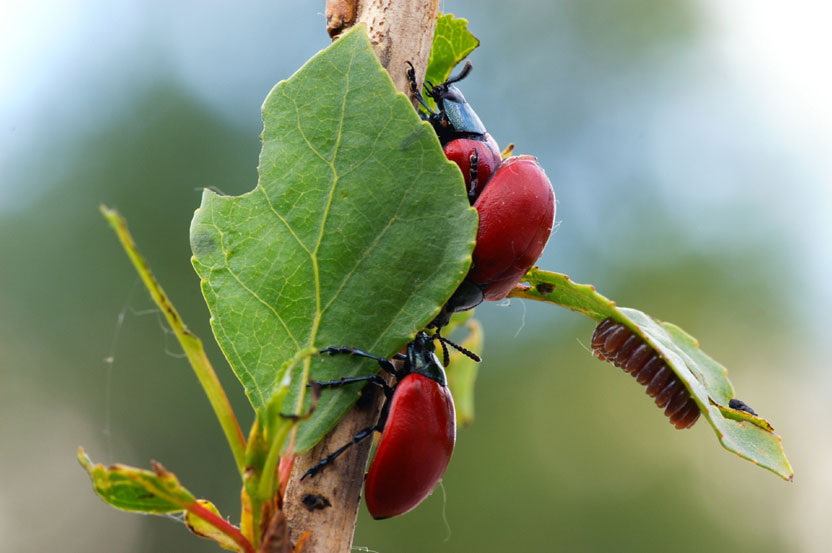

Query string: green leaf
[79,448,254,552]
[78,447,196,513]
[190,26,477,452]
[424,13,480,108]
[446,318,483,426]
[509,269,794,481]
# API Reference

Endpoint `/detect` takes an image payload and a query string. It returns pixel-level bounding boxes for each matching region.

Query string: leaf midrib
[283,46,356,415]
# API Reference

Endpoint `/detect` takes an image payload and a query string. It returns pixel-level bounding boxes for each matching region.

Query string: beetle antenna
[440,336,450,367]
[431,329,450,366]
[444,60,473,85]
[434,332,481,363]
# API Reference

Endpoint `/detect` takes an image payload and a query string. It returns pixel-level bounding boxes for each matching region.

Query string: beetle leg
[414,92,435,114]
[319,345,398,376]
[405,60,418,91]
[468,149,479,201]
[405,61,436,115]
[301,423,382,480]
[310,373,390,392]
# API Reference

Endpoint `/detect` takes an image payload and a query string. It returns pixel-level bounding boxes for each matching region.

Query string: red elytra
[442,133,502,202]
[364,373,456,519]
[468,155,556,301]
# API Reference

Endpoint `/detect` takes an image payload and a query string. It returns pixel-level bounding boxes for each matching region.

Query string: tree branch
[325,0,440,99]
[282,2,440,552]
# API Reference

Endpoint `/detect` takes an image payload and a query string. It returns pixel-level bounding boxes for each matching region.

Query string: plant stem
[187,500,257,553]
[100,205,248,475]
[282,2,441,551]
[258,422,293,502]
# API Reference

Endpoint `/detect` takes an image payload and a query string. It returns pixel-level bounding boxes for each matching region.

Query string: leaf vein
[257,187,312,255]
[212,219,301,350]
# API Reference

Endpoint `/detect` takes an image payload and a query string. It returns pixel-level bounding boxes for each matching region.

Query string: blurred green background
[2,1,828,551]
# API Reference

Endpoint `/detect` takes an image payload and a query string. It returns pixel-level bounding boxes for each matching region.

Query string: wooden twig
[283,2,441,552]
[326,0,440,99]
[283,385,386,553]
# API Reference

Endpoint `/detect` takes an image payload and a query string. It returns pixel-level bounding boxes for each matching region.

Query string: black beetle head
[426,61,472,107]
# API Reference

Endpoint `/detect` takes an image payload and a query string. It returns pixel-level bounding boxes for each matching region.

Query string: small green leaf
[510,269,794,481]
[190,26,477,452]
[78,448,196,513]
[424,13,480,107]
[186,500,243,552]
[79,449,255,553]
[446,318,483,426]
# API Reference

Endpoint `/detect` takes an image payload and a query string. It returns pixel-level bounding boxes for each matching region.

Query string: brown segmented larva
[591,318,701,429]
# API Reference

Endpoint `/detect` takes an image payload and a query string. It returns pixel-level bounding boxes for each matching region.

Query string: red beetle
[303,332,477,519]
[430,155,556,328]
[467,155,556,300]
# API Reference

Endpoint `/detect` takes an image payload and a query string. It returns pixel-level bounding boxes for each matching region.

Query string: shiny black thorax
[403,331,447,386]
[425,83,487,146]
[408,60,488,146]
